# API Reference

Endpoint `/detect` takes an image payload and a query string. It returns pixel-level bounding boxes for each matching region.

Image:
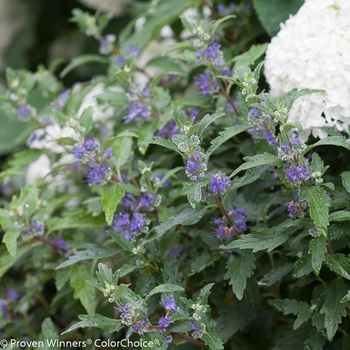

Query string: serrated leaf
[303,136,350,155]
[225,224,295,253]
[206,125,250,156]
[292,255,314,278]
[16,184,39,221]
[233,43,268,67]
[145,284,184,301]
[216,300,256,342]
[299,186,330,236]
[112,136,134,169]
[268,299,313,330]
[69,264,95,315]
[308,236,327,275]
[230,165,270,191]
[197,283,215,305]
[47,213,106,232]
[320,278,349,340]
[189,252,221,276]
[40,318,59,350]
[326,254,350,280]
[230,153,283,178]
[258,263,294,287]
[56,270,69,291]
[141,331,167,350]
[329,211,350,222]
[208,15,236,36]
[141,136,180,154]
[101,184,125,225]
[56,245,120,269]
[108,230,134,252]
[202,328,224,350]
[341,171,350,193]
[62,314,123,335]
[182,182,203,208]
[224,251,256,300]
[79,106,93,135]
[197,113,225,138]
[2,230,20,257]
[60,55,109,78]
[139,207,206,246]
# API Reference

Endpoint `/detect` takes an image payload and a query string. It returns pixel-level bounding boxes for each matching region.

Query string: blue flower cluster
[196,38,225,67]
[185,151,207,182]
[212,208,247,239]
[196,73,219,95]
[207,171,231,195]
[111,212,150,241]
[248,107,278,146]
[21,220,44,240]
[73,137,112,185]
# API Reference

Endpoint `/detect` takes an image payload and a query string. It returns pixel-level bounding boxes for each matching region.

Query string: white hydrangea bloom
[264,0,350,140]
[26,154,51,185]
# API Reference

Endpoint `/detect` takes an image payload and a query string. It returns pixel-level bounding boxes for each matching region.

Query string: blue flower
[208,171,231,195]
[17,104,32,120]
[86,162,111,185]
[196,73,219,95]
[185,151,207,182]
[123,102,151,124]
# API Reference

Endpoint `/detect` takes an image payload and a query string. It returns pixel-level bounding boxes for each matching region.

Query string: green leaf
[112,136,134,169]
[107,230,134,252]
[79,106,93,135]
[141,136,181,154]
[303,136,350,155]
[206,125,250,157]
[40,318,59,350]
[60,55,109,78]
[2,230,20,257]
[268,299,313,330]
[202,328,224,350]
[224,251,256,300]
[137,121,159,155]
[123,0,196,50]
[47,214,105,232]
[197,283,215,305]
[320,278,349,340]
[252,0,304,37]
[182,182,204,208]
[141,331,167,350]
[197,113,225,138]
[299,187,331,236]
[292,255,314,278]
[145,284,184,301]
[308,236,327,275]
[15,184,39,221]
[208,14,236,36]
[329,211,350,222]
[341,171,350,193]
[103,130,138,151]
[62,314,123,335]
[163,42,194,55]
[233,43,268,67]
[139,207,206,246]
[189,252,221,276]
[226,224,296,253]
[216,300,256,342]
[69,264,95,315]
[176,94,212,109]
[230,153,283,178]
[326,254,350,280]
[101,184,125,225]
[56,245,120,269]
[0,110,35,155]
[258,263,294,287]
[55,270,69,291]
[230,165,270,191]
[0,242,39,278]
[146,56,186,76]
